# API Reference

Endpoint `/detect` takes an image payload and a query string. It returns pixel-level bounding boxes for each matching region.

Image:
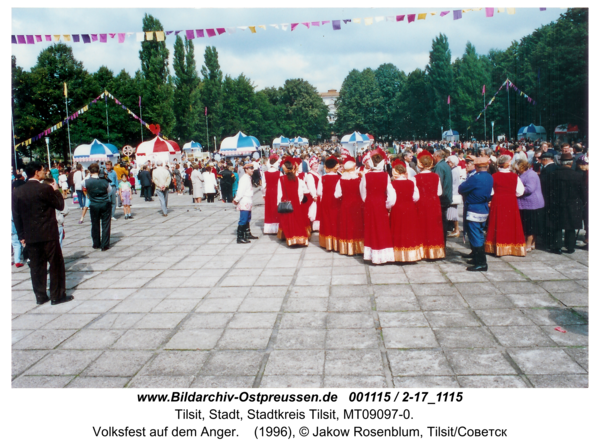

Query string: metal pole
[492,121,495,143]
[139,97,143,143]
[11,109,18,172]
[214,136,217,153]
[65,95,72,164]
[105,91,110,142]
[507,80,511,141]
[205,113,209,152]
[484,89,487,142]
[45,137,51,167]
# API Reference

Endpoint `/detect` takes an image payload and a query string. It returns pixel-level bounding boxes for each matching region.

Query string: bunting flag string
[12,7,547,45]
[14,90,165,150]
[473,78,537,123]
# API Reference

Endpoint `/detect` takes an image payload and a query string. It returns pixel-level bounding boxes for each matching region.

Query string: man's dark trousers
[90,202,112,249]
[28,239,66,301]
[222,187,233,203]
[142,185,152,201]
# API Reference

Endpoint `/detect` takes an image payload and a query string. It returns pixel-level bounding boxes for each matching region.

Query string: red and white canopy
[136,136,181,156]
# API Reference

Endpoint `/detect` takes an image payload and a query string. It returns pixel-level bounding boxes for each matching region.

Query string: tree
[374,63,406,142]
[396,69,430,140]
[173,35,203,146]
[201,46,223,150]
[138,14,175,137]
[334,69,381,137]
[279,78,329,142]
[426,34,454,135]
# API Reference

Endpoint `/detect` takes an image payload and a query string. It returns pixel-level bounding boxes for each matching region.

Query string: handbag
[277,177,294,213]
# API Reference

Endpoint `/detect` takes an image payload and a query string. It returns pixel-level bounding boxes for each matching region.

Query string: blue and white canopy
[341,131,371,156]
[73,139,119,161]
[183,141,203,151]
[518,124,546,140]
[442,130,460,142]
[290,136,309,146]
[272,136,290,148]
[219,131,260,156]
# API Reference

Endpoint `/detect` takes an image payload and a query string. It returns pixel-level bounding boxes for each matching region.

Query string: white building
[319,89,339,124]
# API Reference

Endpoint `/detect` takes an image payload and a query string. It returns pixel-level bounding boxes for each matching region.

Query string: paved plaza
[11,189,588,388]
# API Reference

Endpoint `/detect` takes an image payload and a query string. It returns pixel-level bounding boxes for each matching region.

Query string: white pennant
[227,27,236,34]
[375,16,384,22]
[281,23,289,31]
[238,26,248,31]
[270,24,279,29]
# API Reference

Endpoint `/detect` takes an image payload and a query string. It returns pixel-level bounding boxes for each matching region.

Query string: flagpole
[139,96,143,143]
[105,90,110,142]
[64,83,72,164]
[507,79,511,141]
[205,107,209,152]
[484,87,487,142]
[11,108,18,172]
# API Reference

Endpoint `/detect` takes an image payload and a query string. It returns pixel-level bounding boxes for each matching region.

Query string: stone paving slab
[11,189,588,388]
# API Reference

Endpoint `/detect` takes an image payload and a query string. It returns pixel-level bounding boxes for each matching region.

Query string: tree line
[334,8,588,144]
[11,13,330,162]
[12,9,587,163]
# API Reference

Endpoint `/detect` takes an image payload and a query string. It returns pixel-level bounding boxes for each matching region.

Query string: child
[43,177,69,247]
[119,174,133,220]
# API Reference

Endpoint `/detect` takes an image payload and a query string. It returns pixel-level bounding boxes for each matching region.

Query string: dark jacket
[432,159,453,207]
[548,166,585,230]
[138,169,152,187]
[539,162,559,203]
[12,179,64,243]
[85,177,111,207]
[219,169,235,190]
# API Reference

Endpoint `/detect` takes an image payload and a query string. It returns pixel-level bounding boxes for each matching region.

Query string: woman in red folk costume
[415,152,445,259]
[318,156,342,251]
[304,155,321,231]
[294,158,312,233]
[334,155,364,256]
[390,160,423,262]
[277,158,311,246]
[484,154,526,257]
[360,149,396,264]
[261,155,281,234]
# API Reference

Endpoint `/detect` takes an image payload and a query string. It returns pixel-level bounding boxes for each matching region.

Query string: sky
[11,6,565,94]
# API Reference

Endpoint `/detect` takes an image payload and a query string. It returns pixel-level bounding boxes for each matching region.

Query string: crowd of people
[11,137,588,306]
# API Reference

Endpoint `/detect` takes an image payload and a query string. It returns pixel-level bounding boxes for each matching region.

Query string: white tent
[341,131,371,156]
[517,124,547,141]
[442,130,460,142]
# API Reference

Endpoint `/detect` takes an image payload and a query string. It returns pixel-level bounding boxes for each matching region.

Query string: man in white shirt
[72,163,85,209]
[152,161,172,217]
[233,162,257,244]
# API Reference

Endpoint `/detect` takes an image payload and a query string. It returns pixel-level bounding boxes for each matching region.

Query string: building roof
[319,89,339,98]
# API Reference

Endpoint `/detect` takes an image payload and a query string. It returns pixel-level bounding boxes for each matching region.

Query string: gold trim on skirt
[393,246,424,262]
[484,242,526,257]
[422,245,446,260]
[338,239,364,256]
[278,228,309,246]
[319,234,338,252]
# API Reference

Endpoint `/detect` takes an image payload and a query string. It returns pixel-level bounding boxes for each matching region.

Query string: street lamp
[45,137,51,167]
[491,121,495,143]
[441,126,443,141]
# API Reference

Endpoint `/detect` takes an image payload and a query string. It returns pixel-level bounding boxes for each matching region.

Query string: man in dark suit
[138,165,153,201]
[539,152,559,251]
[547,154,586,254]
[84,163,113,251]
[12,161,73,305]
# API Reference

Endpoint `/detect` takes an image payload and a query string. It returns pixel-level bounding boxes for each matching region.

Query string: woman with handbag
[446,155,462,238]
[277,158,311,246]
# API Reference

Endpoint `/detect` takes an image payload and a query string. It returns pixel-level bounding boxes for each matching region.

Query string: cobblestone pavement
[11,189,588,388]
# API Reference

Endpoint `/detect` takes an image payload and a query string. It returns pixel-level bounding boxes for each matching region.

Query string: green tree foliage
[374,63,406,142]
[139,13,175,137]
[335,68,381,136]
[426,33,454,134]
[173,36,203,147]
[396,69,431,140]
[200,46,223,151]
[279,78,329,142]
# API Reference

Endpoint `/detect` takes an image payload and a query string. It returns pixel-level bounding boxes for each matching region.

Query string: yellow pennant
[156,31,165,41]
[507,8,516,15]
[417,13,427,20]
[258,25,266,31]
[53,35,61,41]
[146,31,154,41]
[63,35,71,41]
[249,26,256,33]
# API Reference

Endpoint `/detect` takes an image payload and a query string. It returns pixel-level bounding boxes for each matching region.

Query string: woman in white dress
[191,164,204,204]
[203,164,218,203]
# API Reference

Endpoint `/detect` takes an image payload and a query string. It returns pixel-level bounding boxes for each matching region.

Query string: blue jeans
[239,210,251,226]
[11,221,22,264]
[465,220,486,248]
[76,190,85,209]
[59,226,64,249]
[108,188,117,217]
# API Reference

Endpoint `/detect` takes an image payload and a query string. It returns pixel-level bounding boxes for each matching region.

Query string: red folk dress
[277,175,311,246]
[362,171,395,264]
[305,172,320,231]
[297,173,312,232]
[319,174,342,251]
[262,170,281,234]
[415,171,446,259]
[390,178,424,262]
[484,172,526,257]
[336,176,364,255]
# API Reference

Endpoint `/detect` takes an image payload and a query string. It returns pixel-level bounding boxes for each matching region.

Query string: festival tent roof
[136,136,181,156]
[554,124,579,134]
[272,136,290,147]
[341,131,370,145]
[290,137,309,146]
[219,131,260,155]
[442,130,460,142]
[367,133,375,142]
[517,124,546,140]
[73,139,119,161]
[183,141,203,150]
